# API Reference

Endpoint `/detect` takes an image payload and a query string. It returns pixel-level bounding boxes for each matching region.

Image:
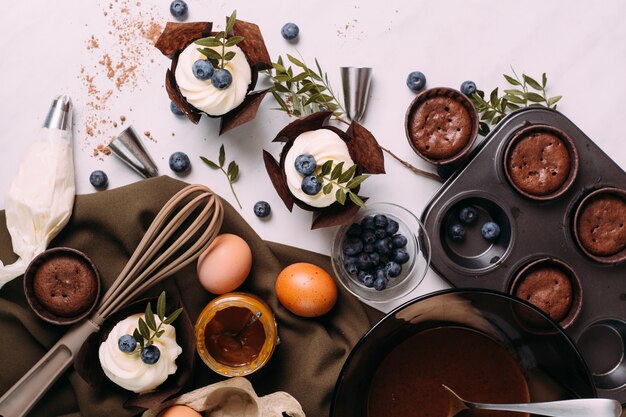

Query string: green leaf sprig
[194,10,243,70]
[317,160,368,208]
[133,291,183,349]
[470,68,563,136]
[200,144,242,209]
[262,55,346,119]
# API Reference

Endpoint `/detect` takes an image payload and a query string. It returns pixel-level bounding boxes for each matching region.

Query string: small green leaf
[200,156,220,169]
[195,38,222,47]
[133,328,143,347]
[492,115,503,125]
[197,48,221,60]
[164,308,183,325]
[542,72,547,88]
[157,291,166,321]
[503,74,521,86]
[272,63,287,73]
[335,188,347,205]
[348,192,366,208]
[483,110,496,121]
[296,83,318,94]
[225,35,244,47]
[271,91,289,112]
[145,302,157,331]
[346,174,369,189]
[274,74,291,83]
[489,88,499,106]
[504,94,525,104]
[273,83,290,93]
[323,183,333,195]
[523,74,542,90]
[138,318,150,340]
[226,10,237,33]
[289,72,309,83]
[219,145,225,167]
[321,160,333,176]
[478,122,491,136]
[156,330,164,338]
[214,31,224,41]
[504,89,524,96]
[224,51,236,61]
[524,92,544,102]
[304,93,322,106]
[507,102,521,111]
[287,54,306,68]
[339,164,357,183]
[331,161,345,180]
[499,98,508,113]
[229,163,240,182]
[548,96,562,106]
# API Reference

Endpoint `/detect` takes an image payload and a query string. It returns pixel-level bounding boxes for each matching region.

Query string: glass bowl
[330,202,431,303]
[331,289,596,417]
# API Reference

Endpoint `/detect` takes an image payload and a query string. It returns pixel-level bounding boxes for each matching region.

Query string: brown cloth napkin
[0,176,383,417]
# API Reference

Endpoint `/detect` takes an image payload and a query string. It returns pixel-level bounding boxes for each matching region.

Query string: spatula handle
[0,320,99,417]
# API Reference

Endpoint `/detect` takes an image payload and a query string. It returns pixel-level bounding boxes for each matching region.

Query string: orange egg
[275,263,338,317]
[197,234,252,294]
[158,405,202,417]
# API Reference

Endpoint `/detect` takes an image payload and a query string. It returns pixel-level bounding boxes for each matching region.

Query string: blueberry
[169,151,190,173]
[253,201,271,218]
[481,222,501,241]
[357,270,368,282]
[170,101,185,116]
[458,207,478,224]
[373,276,388,291]
[406,71,426,92]
[342,237,363,256]
[391,234,408,248]
[363,274,375,288]
[301,175,322,195]
[344,256,358,268]
[211,68,232,89]
[89,170,108,188]
[374,228,387,240]
[449,224,465,241]
[118,334,137,353]
[347,223,362,237]
[460,80,477,96]
[361,230,376,244]
[363,243,375,253]
[281,22,299,40]
[192,59,214,80]
[140,345,161,364]
[385,261,402,278]
[356,253,373,270]
[360,216,375,230]
[385,219,399,235]
[374,214,388,228]
[369,252,381,266]
[294,154,316,176]
[375,268,388,282]
[346,263,358,275]
[169,0,188,20]
[375,237,393,255]
[393,248,410,264]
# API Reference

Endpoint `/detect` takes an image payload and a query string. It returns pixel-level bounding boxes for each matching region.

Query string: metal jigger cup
[340,67,373,122]
[107,126,158,178]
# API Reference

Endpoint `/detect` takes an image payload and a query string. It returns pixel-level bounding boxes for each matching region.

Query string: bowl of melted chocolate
[331,289,596,417]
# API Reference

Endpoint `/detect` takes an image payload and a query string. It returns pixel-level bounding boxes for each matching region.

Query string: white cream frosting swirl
[98,313,182,394]
[175,42,251,116]
[284,129,355,208]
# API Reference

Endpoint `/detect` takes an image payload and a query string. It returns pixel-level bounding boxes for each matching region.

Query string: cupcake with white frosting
[155,11,272,134]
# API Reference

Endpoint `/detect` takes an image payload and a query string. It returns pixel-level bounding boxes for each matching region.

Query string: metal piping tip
[340,67,372,123]
[43,95,73,131]
[107,126,159,178]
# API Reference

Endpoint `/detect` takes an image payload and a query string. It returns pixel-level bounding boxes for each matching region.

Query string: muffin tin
[421,108,626,403]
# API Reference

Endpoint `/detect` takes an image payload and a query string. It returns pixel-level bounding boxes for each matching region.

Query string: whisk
[0,184,223,417]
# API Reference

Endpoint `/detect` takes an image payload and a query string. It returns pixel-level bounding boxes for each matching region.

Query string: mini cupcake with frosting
[155,11,271,134]
[264,111,386,228]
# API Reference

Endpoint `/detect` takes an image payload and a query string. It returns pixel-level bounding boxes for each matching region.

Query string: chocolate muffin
[513,265,573,322]
[408,96,473,160]
[577,193,626,257]
[506,131,571,196]
[32,253,98,318]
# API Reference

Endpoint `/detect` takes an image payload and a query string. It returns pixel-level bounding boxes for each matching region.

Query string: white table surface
[1,0,625,313]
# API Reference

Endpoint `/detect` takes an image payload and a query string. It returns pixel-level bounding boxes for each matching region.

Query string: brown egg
[158,405,202,417]
[197,234,252,294]
[275,263,338,317]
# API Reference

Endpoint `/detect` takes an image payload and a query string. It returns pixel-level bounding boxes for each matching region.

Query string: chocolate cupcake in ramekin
[504,125,579,200]
[405,87,478,165]
[574,187,626,264]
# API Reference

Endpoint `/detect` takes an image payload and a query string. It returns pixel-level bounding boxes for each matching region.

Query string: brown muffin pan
[421,108,626,403]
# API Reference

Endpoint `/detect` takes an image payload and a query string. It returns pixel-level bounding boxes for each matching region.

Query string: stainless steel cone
[43,95,72,131]
[340,67,372,122]
[107,126,158,178]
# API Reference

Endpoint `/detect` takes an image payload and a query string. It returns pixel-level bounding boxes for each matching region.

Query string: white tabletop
[1,0,625,312]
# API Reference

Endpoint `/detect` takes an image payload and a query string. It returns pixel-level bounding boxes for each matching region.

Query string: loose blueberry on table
[169,0,188,20]
[449,223,465,241]
[253,201,271,218]
[90,170,108,188]
[406,71,427,92]
[169,151,190,173]
[481,221,501,241]
[281,22,300,40]
[460,80,477,96]
[341,214,411,291]
[140,345,161,364]
[170,101,185,116]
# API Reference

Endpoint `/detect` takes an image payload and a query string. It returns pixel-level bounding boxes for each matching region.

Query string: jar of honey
[194,292,278,376]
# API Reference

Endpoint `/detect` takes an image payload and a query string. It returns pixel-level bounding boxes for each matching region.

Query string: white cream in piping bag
[284,129,355,208]
[99,313,182,393]
[175,43,251,116]
[0,96,75,289]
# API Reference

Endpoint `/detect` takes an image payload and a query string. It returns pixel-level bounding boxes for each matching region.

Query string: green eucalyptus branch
[194,10,243,69]
[316,160,368,208]
[200,144,242,209]
[133,291,183,349]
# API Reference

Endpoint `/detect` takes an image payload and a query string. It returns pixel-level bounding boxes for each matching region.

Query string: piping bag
[0,95,75,289]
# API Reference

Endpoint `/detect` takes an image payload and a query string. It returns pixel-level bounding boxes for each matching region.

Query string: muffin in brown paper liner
[155,17,272,134]
[74,296,196,410]
[263,111,385,229]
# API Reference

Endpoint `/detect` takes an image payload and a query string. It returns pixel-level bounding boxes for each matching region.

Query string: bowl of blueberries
[331,202,430,303]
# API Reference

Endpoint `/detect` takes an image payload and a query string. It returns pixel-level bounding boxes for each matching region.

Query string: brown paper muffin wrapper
[263,111,385,229]
[74,296,196,410]
[155,18,272,134]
